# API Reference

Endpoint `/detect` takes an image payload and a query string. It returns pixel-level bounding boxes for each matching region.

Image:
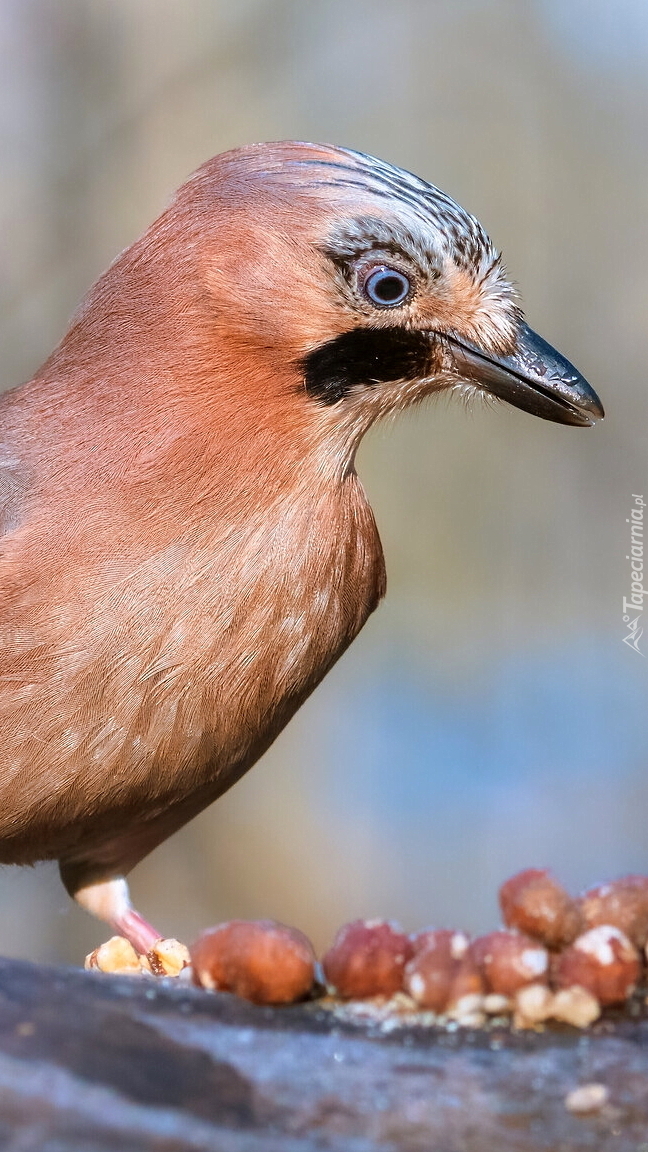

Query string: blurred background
[0,0,646,963]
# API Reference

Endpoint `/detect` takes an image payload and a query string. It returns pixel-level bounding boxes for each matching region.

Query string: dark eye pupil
[364,267,410,307]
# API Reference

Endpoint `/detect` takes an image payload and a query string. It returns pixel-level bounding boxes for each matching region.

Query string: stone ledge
[0,956,647,1150]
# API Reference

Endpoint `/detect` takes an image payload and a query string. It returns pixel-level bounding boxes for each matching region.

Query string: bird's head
[74,142,603,476]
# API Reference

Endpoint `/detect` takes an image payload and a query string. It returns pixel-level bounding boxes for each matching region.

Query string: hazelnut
[446,955,485,1024]
[499,868,582,949]
[85,936,142,975]
[322,919,413,999]
[578,876,648,949]
[447,954,484,1002]
[191,919,315,1004]
[410,928,469,961]
[470,931,549,996]
[554,925,640,1005]
[404,930,469,1012]
[404,934,456,1011]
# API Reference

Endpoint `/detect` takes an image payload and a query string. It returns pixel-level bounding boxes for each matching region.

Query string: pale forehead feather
[229,142,497,274]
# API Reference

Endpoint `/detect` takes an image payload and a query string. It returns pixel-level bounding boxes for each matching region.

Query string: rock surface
[0,956,647,1150]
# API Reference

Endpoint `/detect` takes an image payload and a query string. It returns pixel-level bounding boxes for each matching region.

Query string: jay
[0,142,603,952]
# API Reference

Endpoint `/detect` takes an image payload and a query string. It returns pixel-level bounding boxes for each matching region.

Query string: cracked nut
[553,925,640,1005]
[483,993,512,1015]
[322,919,413,999]
[564,1083,609,1114]
[191,919,316,1004]
[146,938,191,977]
[551,986,601,1028]
[513,982,555,1028]
[85,936,143,975]
[499,868,583,949]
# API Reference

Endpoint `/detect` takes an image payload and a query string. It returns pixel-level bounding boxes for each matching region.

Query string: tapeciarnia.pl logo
[623,493,645,655]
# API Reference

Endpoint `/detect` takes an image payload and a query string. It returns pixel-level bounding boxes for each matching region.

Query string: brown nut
[404,930,466,1011]
[553,925,640,1006]
[410,928,469,961]
[470,931,549,996]
[499,868,583,949]
[404,929,470,1012]
[446,954,485,1022]
[322,919,413,999]
[190,919,315,1004]
[578,876,648,949]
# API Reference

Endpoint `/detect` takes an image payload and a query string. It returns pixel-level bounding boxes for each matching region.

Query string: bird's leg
[73,876,163,954]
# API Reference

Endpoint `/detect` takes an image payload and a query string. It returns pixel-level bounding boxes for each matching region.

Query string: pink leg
[74,876,163,954]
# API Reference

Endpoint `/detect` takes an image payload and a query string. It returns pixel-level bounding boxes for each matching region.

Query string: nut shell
[553,925,640,1006]
[191,919,315,1004]
[323,919,413,999]
[499,868,583,949]
[470,931,549,996]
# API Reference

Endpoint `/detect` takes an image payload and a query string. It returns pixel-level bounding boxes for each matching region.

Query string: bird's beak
[444,321,604,426]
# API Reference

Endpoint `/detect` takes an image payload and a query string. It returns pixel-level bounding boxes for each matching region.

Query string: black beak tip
[591,396,605,422]
[446,322,605,429]
[560,385,605,427]
[508,322,605,428]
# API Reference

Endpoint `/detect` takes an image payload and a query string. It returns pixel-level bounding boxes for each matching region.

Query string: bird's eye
[362,266,411,308]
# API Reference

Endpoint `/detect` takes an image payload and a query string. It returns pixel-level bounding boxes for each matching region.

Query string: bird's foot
[73,875,165,953]
[85,935,191,978]
[111,904,164,955]
[73,877,190,976]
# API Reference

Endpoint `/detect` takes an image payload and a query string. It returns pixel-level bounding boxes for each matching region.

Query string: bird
[0,142,603,954]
